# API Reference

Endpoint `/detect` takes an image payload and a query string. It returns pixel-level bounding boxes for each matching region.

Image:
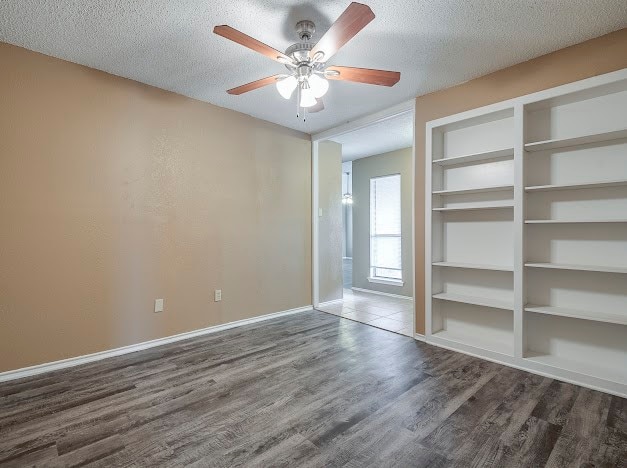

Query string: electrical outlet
[214,289,222,302]
[154,299,164,313]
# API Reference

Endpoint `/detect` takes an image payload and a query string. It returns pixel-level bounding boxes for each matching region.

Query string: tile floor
[317,288,414,336]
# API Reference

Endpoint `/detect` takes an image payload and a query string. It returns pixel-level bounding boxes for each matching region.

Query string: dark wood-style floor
[0,310,625,467]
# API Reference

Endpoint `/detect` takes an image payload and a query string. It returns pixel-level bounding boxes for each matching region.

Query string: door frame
[311,100,417,337]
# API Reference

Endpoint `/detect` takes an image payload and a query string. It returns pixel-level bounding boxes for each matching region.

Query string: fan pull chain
[296,85,300,118]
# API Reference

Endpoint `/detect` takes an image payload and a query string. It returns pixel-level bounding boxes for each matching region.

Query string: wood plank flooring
[0,310,625,467]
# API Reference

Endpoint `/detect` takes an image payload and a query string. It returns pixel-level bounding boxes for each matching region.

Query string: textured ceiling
[1,1,626,134]
[331,112,413,161]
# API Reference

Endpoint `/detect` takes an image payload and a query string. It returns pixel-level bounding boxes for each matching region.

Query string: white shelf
[525,219,627,224]
[525,353,627,386]
[525,179,627,192]
[431,329,514,356]
[432,261,513,272]
[524,128,627,152]
[433,184,514,195]
[433,202,514,212]
[525,305,627,326]
[525,262,627,274]
[432,147,514,166]
[432,292,513,311]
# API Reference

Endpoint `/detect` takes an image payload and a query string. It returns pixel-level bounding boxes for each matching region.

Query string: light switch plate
[214,289,222,302]
[154,299,164,313]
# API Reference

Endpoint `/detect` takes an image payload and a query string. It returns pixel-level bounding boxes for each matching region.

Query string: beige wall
[414,29,627,335]
[2,28,627,369]
[352,147,413,297]
[318,141,343,303]
[0,43,312,372]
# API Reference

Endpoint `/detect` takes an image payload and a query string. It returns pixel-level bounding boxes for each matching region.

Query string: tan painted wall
[0,43,312,372]
[352,147,413,297]
[414,29,627,335]
[318,141,343,304]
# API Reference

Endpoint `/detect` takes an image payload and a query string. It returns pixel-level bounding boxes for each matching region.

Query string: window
[369,174,402,284]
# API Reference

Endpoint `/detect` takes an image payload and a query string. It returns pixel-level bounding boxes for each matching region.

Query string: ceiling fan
[213,2,400,119]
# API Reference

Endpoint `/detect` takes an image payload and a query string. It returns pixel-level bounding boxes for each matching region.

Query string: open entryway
[312,102,416,337]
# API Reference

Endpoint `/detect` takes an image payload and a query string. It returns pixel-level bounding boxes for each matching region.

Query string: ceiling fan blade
[214,25,292,64]
[227,75,282,95]
[310,3,374,63]
[325,66,400,86]
[308,99,325,113]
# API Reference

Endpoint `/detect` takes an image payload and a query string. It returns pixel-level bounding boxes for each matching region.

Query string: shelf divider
[525,353,627,386]
[432,292,513,310]
[432,147,514,166]
[525,262,627,274]
[524,128,627,152]
[433,202,514,212]
[433,261,514,272]
[433,184,514,195]
[525,179,627,192]
[525,219,627,224]
[525,304,627,326]
[431,329,514,357]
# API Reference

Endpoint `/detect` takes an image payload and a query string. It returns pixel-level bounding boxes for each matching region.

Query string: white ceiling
[331,111,413,161]
[1,1,626,134]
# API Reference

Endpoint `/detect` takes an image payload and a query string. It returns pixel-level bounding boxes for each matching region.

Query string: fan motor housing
[285,42,314,64]
[295,20,315,40]
[285,20,317,65]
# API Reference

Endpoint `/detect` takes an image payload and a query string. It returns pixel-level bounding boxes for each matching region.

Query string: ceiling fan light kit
[276,75,297,99]
[213,2,400,119]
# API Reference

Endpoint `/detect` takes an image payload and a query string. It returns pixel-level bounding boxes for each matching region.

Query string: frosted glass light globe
[276,76,297,99]
[308,74,329,99]
[300,86,317,107]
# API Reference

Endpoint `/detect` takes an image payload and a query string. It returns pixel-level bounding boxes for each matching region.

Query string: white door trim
[312,140,320,308]
[312,100,415,141]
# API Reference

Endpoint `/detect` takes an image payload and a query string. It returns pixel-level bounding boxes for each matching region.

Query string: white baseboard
[351,287,413,301]
[424,335,626,399]
[414,333,426,342]
[0,305,312,383]
[317,298,344,308]
[367,277,404,287]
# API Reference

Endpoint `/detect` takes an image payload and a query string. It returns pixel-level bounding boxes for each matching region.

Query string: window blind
[370,174,402,280]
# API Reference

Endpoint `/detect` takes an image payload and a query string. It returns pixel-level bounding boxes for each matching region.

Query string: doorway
[312,101,416,337]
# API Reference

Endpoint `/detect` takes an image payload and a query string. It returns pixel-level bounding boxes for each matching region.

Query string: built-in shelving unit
[426,69,627,398]
[427,106,516,360]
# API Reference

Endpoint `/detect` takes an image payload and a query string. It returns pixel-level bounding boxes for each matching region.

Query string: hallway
[317,289,414,337]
